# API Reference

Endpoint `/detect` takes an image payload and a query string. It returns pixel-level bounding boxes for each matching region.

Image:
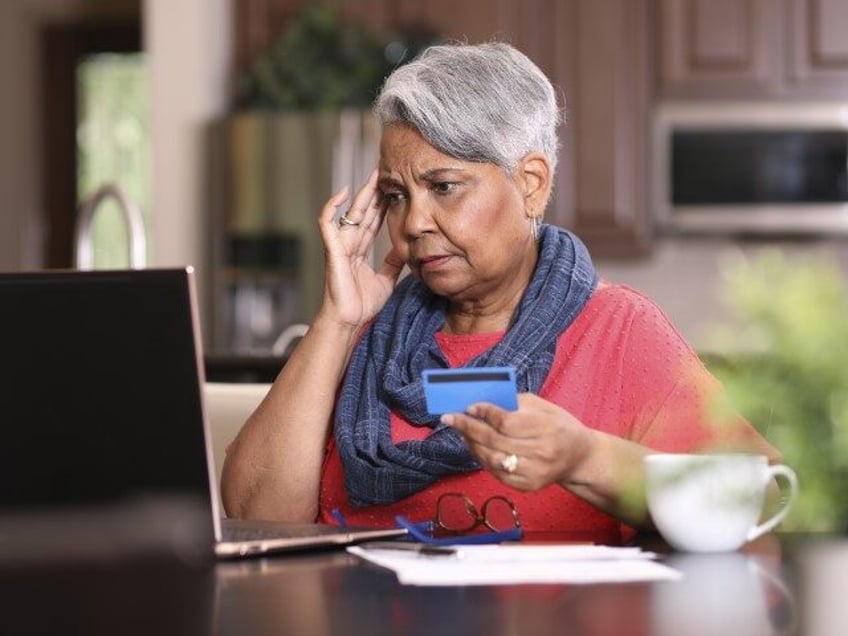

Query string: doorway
[41,19,145,269]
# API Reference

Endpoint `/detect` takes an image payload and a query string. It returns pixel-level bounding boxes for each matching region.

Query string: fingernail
[441,414,454,426]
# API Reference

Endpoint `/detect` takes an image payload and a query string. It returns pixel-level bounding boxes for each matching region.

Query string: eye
[380,189,406,207]
[431,181,457,195]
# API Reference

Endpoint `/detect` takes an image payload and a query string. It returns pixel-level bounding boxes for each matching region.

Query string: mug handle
[747,464,799,542]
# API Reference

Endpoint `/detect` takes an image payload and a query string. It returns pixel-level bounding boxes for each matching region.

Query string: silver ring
[500,453,519,474]
[338,214,360,228]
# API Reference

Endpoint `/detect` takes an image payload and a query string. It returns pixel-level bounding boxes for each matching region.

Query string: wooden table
[211,533,839,636]
[4,533,847,635]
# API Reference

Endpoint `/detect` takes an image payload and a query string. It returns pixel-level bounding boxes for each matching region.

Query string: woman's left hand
[442,393,597,491]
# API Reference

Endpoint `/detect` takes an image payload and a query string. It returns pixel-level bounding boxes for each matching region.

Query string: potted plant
[234,4,431,111]
[705,250,848,532]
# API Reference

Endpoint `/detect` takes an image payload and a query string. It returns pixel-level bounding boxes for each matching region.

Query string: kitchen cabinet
[659,0,848,98]
[566,0,653,257]
[787,0,848,94]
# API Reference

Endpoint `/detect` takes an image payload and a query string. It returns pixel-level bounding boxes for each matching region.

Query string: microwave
[653,102,848,235]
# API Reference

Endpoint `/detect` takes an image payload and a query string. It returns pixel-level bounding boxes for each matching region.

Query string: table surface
[3,533,847,636]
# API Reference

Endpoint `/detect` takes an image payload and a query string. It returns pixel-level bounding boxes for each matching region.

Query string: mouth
[415,254,452,273]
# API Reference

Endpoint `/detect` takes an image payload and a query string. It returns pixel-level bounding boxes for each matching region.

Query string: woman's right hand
[222,170,404,522]
[317,169,405,328]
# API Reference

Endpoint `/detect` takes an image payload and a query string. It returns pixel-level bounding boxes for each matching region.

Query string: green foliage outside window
[77,52,150,268]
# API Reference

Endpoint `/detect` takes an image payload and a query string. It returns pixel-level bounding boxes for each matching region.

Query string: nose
[401,193,436,238]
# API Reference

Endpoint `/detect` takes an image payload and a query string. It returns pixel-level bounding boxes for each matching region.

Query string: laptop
[0,267,405,559]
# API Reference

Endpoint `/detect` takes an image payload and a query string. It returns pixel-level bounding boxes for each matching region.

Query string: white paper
[347,544,683,586]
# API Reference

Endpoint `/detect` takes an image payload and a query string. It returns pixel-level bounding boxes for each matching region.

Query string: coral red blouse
[317,283,778,544]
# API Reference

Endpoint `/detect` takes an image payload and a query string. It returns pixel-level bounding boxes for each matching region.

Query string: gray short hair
[374,41,562,176]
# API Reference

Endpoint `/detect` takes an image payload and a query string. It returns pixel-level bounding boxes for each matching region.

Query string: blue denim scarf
[334,225,598,507]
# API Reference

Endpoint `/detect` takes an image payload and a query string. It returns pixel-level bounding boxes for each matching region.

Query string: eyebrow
[421,168,465,180]
[378,168,466,189]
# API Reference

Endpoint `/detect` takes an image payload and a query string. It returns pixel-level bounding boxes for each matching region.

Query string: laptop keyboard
[220,519,349,542]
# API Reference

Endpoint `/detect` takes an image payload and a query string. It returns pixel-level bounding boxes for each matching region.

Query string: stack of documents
[348,543,683,586]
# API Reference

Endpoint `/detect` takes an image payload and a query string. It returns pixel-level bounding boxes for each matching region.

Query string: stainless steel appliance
[653,101,848,235]
[208,110,380,356]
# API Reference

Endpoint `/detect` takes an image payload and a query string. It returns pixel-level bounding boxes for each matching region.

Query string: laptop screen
[0,268,215,517]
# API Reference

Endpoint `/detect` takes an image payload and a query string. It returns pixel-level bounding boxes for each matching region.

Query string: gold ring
[338,214,360,228]
[500,453,519,474]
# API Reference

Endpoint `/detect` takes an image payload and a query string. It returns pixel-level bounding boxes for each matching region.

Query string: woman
[221,42,777,544]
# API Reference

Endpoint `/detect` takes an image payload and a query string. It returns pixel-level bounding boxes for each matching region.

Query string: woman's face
[378,124,542,311]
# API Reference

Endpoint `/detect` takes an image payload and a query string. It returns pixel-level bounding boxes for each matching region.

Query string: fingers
[448,412,536,489]
[337,169,381,230]
[319,187,353,253]
[319,170,387,257]
[441,410,515,480]
[319,186,351,228]
[442,396,573,490]
[462,396,548,439]
[443,407,531,458]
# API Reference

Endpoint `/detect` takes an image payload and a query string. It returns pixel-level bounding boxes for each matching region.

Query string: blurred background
[2,0,848,528]
[3,0,848,354]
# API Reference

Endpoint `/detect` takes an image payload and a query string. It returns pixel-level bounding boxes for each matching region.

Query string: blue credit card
[422,366,518,415]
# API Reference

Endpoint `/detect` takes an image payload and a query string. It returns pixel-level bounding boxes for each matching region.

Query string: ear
[516,152,552,219]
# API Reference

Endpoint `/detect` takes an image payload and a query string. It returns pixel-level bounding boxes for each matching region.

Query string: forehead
[380,124,444,159]
[378,124,485,177]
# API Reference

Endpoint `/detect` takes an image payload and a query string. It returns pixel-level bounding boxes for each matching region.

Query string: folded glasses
[396,492,523,546]
[333,492,523,545]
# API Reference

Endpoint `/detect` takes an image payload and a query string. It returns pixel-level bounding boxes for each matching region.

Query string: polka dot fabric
[318,282,778,544]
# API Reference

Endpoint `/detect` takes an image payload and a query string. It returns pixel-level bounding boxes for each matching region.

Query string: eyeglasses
[395,493,523,546]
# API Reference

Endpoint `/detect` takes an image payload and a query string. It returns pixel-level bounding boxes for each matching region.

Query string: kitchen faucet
[74,183,147,269]
[271,323,309,356]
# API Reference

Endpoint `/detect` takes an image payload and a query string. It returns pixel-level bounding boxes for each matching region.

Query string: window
[76,52,150,269]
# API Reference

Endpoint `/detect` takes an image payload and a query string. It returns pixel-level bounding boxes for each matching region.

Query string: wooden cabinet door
[568,0,653,256]
[658,0,782,98]
[787,0,848,95]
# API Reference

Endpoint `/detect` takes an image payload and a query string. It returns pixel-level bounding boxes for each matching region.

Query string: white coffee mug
[644,453,798,553]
